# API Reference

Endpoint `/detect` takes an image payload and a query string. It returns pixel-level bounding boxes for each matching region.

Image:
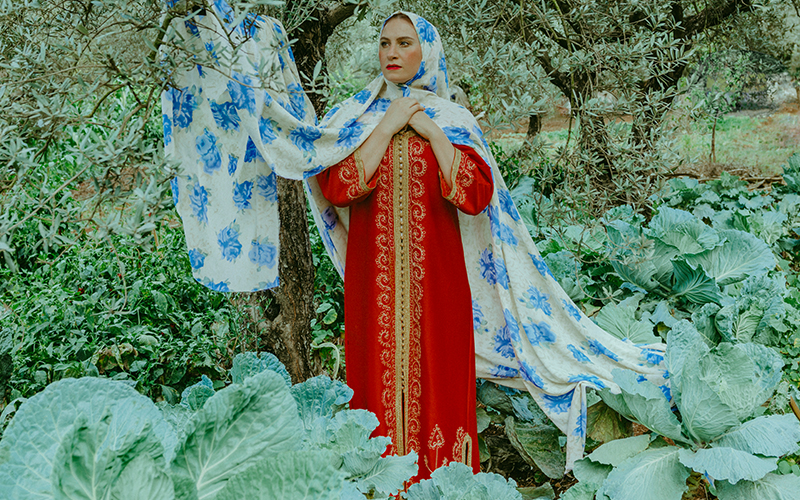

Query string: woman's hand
[408,109,440,141]
[377,98,423,136]
[409,109,457,188]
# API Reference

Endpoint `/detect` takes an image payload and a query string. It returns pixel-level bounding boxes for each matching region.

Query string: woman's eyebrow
[379,36,416,41]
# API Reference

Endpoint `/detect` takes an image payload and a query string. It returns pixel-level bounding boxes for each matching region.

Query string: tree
[0,0,379,383]
[419,0,764,219]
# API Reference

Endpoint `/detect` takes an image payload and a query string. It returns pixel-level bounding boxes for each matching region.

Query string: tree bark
[252,3,357,383]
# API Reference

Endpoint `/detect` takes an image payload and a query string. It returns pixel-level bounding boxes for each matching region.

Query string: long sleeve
[317,148,378,207]
[439,144,494,215]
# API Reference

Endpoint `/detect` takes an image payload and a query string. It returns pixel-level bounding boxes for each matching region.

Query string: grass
[489,103,800,179]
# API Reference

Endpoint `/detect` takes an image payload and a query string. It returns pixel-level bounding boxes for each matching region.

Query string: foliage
[413,0,778,221]
[0,226,245,403]
[0,354,524,499]
[560,322,800,500]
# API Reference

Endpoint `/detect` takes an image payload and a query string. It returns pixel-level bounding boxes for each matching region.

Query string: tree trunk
[249,3,357,383]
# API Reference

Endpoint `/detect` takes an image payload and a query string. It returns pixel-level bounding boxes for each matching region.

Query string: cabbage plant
[561,320,800,500]
[0,352,522,499]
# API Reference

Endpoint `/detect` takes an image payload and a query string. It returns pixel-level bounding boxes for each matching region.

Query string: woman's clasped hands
[377,97,440,141]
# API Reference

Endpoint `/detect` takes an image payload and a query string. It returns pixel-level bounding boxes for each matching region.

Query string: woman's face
[379,17,423,84]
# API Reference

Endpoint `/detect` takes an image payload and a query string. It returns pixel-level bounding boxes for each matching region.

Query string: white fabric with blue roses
[162,3,668,470]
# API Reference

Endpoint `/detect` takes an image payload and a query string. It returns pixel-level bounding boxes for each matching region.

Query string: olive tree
[415,0,767,220]
[0,0,382,382]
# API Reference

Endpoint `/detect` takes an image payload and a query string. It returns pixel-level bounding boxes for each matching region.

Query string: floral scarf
[162,3,667,470]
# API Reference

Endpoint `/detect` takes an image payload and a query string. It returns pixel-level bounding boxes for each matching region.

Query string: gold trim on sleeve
[442,148,462,202]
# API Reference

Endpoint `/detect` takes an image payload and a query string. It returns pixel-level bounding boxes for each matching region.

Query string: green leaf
[684,230,775,286]
[477,408,491,433]
[595,302,659,344]
[586,435,651,467]
[678,352,741,443]
[700,343,780,422]
[670,259,721,304]
[406,462,523,500]
[180,375,215,411]
[504,415,566,479]
[648,207,722,254]
[559,482,599,500]
[612,369,685,443]
[713,415,800,457]
[230,352,292,386]
[598,388,635,421]
[110,453,175,500]
[472,471,523,500]
[572,458,612,487]
[171,370,303,500]
[678,447,776,484]
[291,376,353,430]
[355,452,418,497]
[586,400,633,444]
[715,473,800,500]
[666,320,709,407]
[215,450,346,500]
[596,447,689,500]
[0,378,176,500]
[51,412,171,500]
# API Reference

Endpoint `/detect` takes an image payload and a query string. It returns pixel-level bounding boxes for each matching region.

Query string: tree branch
[682,0,756,38]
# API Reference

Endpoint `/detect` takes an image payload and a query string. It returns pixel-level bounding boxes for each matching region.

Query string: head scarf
[163,5,667,470]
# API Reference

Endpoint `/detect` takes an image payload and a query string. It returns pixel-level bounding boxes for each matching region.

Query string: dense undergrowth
[1,140,800,498]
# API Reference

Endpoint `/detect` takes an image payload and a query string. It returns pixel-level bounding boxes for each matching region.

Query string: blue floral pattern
[227,74,256,114]
[217,223,242,262]
[353,89,371,104]
[163,7,669,473]
[366,98,391,114]
[490,365,519,378]
[189,181,208,224]
[523,320,556,346]
[479,249,497,285]
[248,237,277,268]
[232,180,253,210]
[415,17,437,43]
[196,129,222,173]
[188,248,205,270]
[493,325,515,359]
[568,344,590,363]
[568,374,606,389]
[519,360,545,389]
[163,114,173,145]
[227,155,238,175]
[442,126,472,146]
[587,339,620,362]
[257,173,278,203]
[336,119,364,148]
[171,87,198,129]
[542,390,573,414]
[526,286,552,315]
[563,299,582,321]
[289,125,321,152]
[210,101,240,131]
[472,299,484,331]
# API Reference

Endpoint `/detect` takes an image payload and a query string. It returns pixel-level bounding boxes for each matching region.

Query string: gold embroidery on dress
[442,148,462,202]
[453,427,473,467]
[448,149,478,207]
[406,134,427,454]
[375,140,399,454]
[336,154,366,201]
[424,424,447,474]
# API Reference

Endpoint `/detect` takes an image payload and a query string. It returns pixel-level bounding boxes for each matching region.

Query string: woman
[315,13,492,477]
[164,5,668,476]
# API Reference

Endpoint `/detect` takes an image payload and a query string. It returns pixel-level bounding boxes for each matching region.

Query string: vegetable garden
[2,0,800,499]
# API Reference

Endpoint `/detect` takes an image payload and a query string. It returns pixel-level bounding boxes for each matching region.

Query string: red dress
[317,128,494,481]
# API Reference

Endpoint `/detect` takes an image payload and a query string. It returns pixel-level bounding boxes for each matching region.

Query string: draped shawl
[162,3,668,470]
